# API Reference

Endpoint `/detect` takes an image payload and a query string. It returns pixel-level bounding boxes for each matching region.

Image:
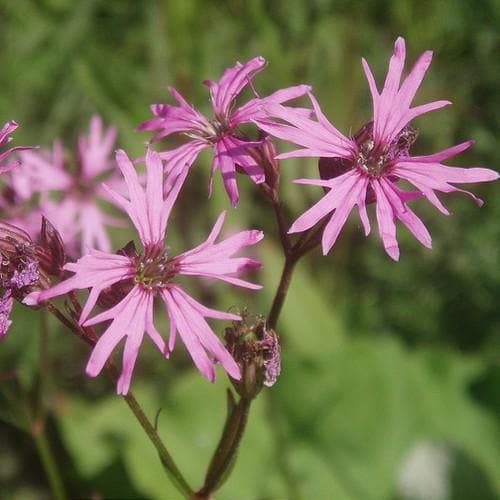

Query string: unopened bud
[36,217,65,277]
[247,134,280,195]
[225,312,281,399]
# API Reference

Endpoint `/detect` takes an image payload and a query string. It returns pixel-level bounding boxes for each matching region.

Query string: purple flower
[10,116,122,255]
[257,37,499,260]
[0,121,33,174]
[138,56,310,206]
[25,149,263,394]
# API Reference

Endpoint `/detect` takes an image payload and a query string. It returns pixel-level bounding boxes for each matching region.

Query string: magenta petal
[177,211,263,289]
[321,175,369,254]
[174,289,240,380]
[211,56,266,116]
[117,299,148,395]
[213,139,239,206]
[406,141,473,163]
[372,179,400,260]
[85,291,137,377]
[161,288,216,382]
[145,148,164,242]
[231,83,311,124]
[85,286,150,395]
[289,171,361,234]
[380,178,432,249]
[145,294,168,357]
[163,287,240,381]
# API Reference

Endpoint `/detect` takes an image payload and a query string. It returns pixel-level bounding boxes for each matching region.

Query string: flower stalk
[122,391,194,498]
[46,301,194,498]
[196,394,251,498]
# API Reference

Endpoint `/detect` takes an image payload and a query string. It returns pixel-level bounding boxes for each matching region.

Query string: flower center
[354,122,418,178]
[186,116,230,144]
[133,244,177,290]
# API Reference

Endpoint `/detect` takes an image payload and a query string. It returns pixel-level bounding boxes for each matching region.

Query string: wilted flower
[257,37,499,260]
[8,116,122,255]
[25,149,263,394]
[138,56,310,206]
[0,218,62,337]
[225,312,281,398]
[0,220,54,296]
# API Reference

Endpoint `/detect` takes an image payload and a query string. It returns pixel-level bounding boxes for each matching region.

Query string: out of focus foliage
[0,1,499,499]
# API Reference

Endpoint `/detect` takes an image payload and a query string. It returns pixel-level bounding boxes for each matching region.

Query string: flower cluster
[1,39,497,395]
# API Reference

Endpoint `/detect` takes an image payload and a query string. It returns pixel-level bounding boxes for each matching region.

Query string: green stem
[47,303,194,498]
[196,396,251,498]
[267,256,297,330]
[32,426,67,500]
[36,309,50,420]
[265,392,301,500]
[195,251,301,498]
[123,392,194,498]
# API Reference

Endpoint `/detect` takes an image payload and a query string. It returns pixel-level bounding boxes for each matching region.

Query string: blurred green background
[1,0,499,499]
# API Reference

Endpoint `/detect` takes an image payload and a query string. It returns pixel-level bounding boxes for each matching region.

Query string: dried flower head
[225,312,281,398]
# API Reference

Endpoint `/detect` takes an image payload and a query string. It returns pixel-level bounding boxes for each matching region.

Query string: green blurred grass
[1,1,500,499]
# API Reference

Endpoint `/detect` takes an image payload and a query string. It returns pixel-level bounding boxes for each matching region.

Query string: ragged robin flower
[256,37,499,260]
[138,56,310,206]
[6,116,122,255]
[24,149,263,394]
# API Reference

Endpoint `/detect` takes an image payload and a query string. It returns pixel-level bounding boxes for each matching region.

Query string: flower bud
[224,312,281,399]
[36,216,66,277]
[247,134,280,196]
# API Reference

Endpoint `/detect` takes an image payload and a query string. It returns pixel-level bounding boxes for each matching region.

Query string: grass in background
[0,1,499,498]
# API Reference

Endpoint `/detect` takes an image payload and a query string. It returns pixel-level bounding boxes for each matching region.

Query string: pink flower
[257,37,499,260]
[138,56,310,206]
[10,116,122,255]
[25,149,263,394]
[0,120,33,174]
